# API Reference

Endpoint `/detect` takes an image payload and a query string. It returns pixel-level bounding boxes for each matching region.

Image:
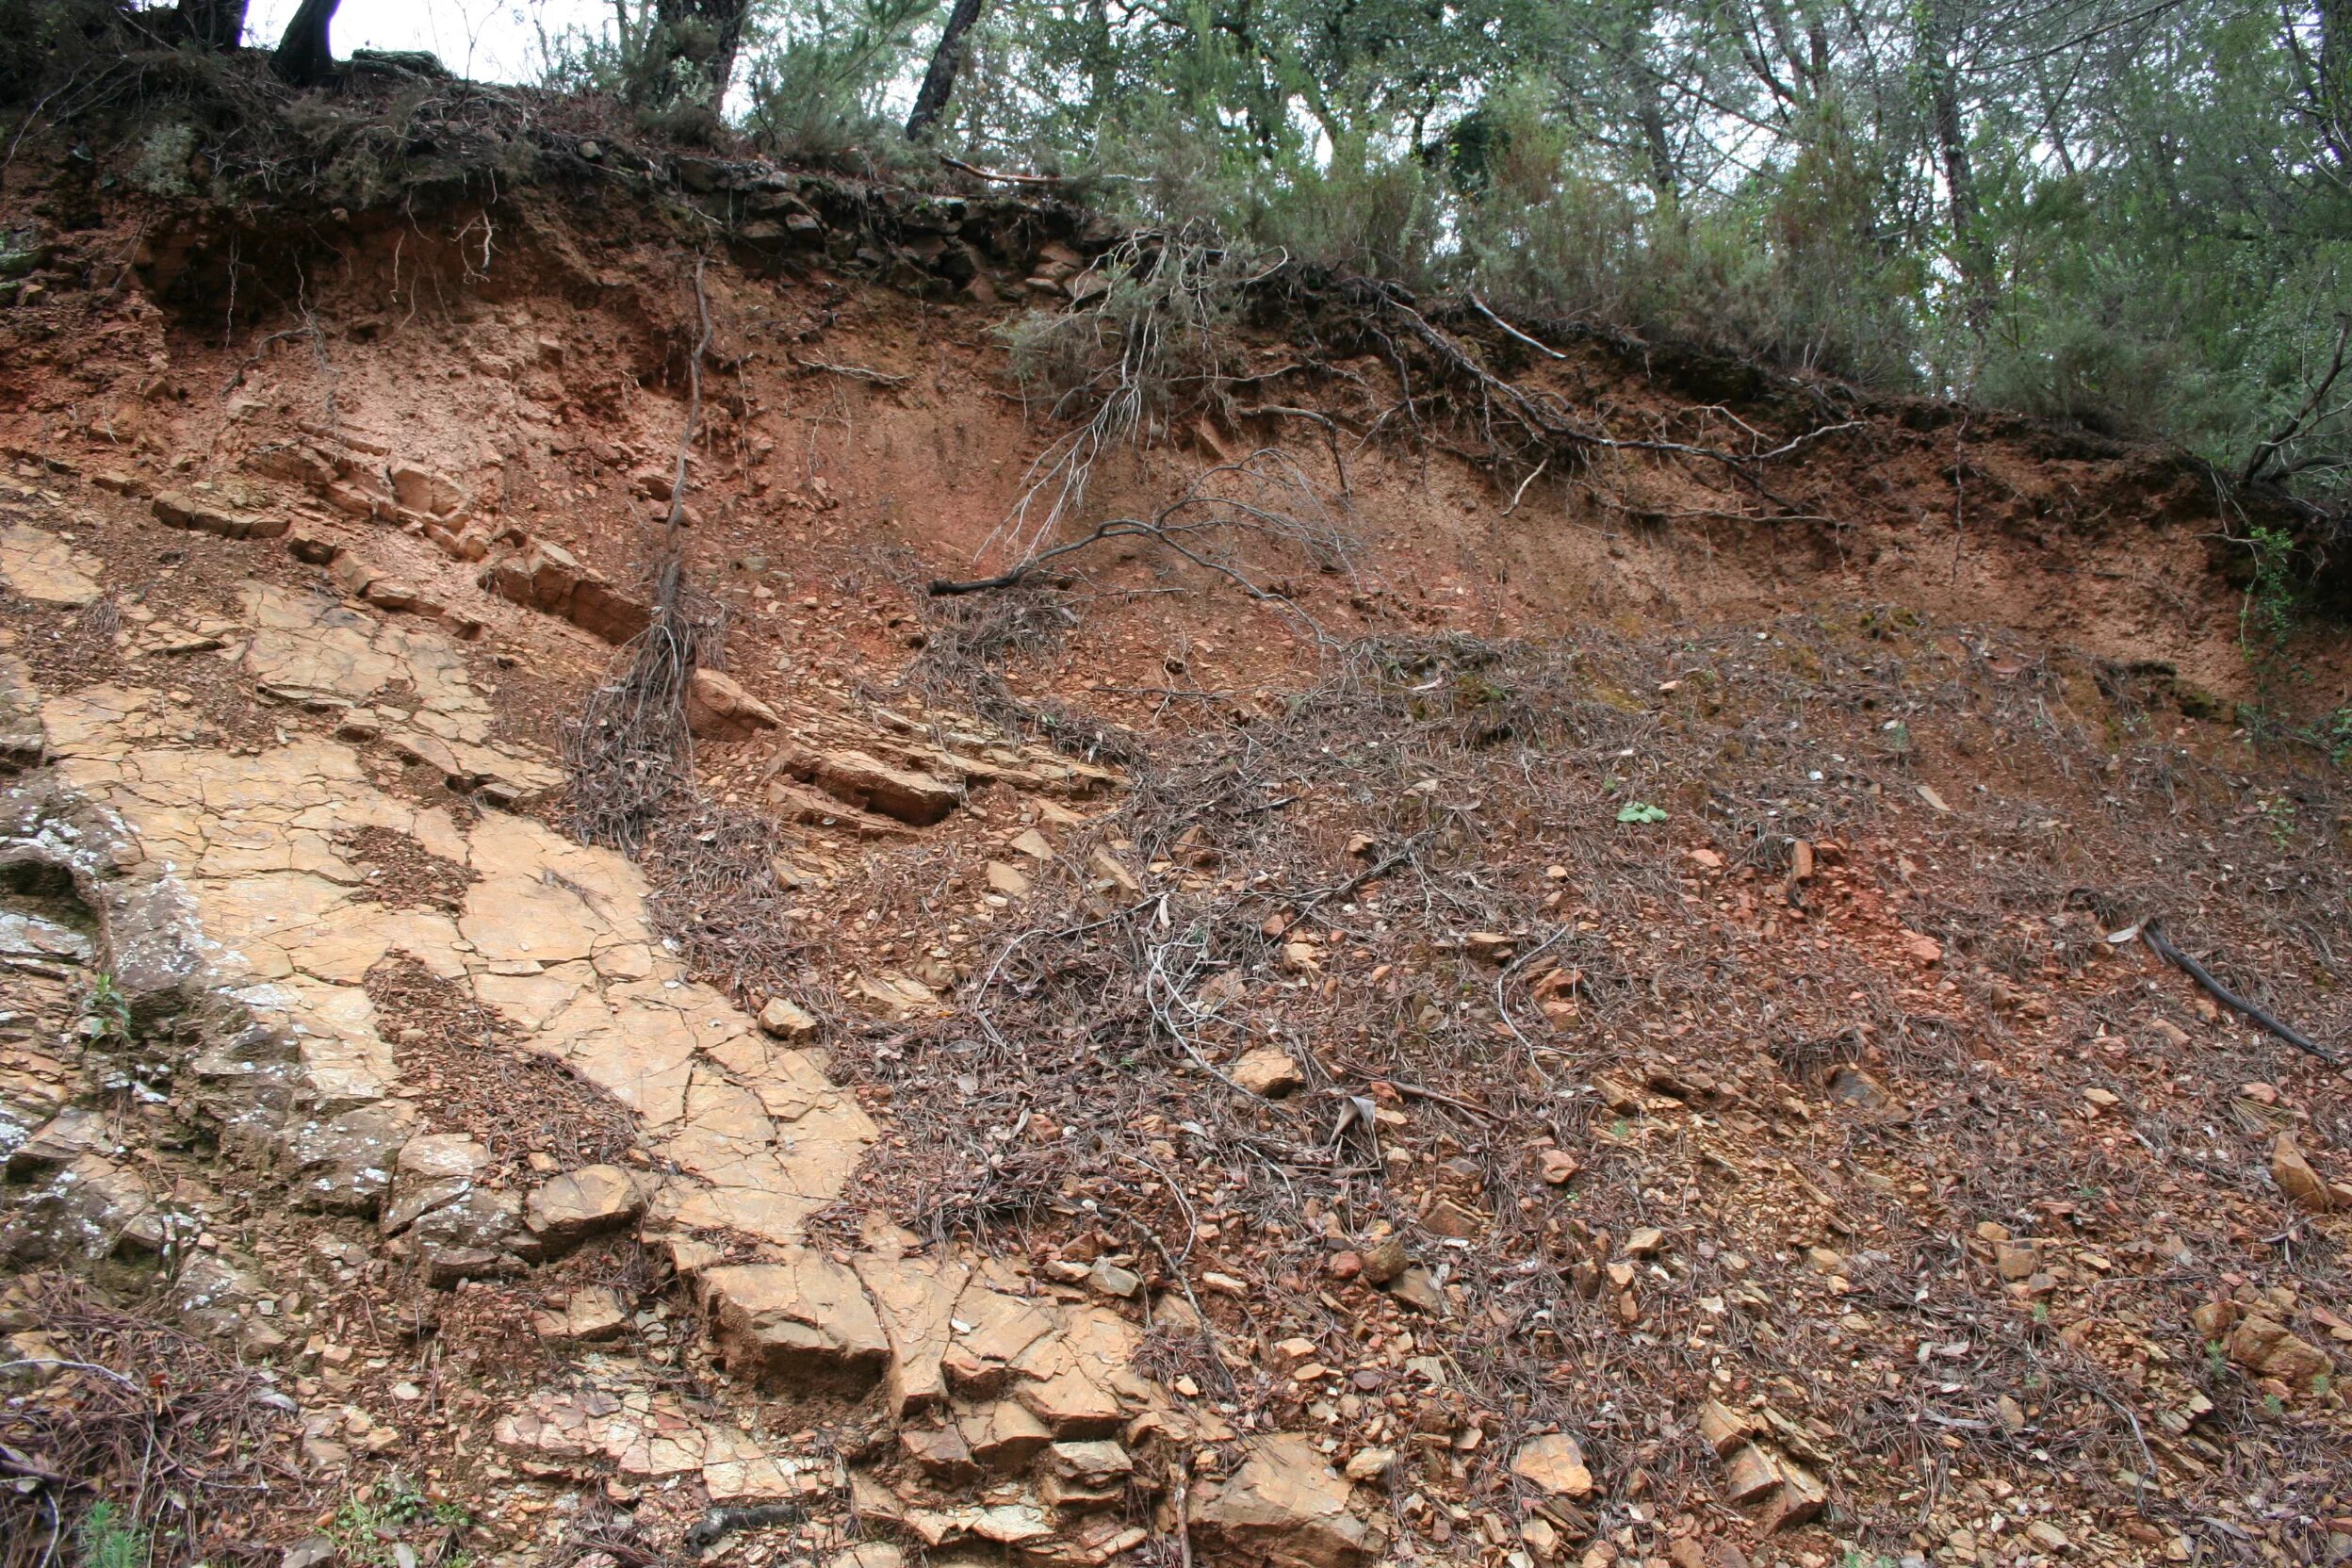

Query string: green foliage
[740,0,938,163]
[1615,801,1668,824]
[330,1476,466,1566]
[76,1502,148,1568]
[2239,525,2305,683]
[83,972,131,1044]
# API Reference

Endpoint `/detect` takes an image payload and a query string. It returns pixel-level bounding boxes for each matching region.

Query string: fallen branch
[2139,918,2339,1067]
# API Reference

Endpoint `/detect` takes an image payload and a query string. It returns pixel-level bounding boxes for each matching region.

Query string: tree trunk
[634,0,753,109]
[179,0,248,50]
[906,0,988,140]
[270,0,341,87]
[1924,0,1987,333]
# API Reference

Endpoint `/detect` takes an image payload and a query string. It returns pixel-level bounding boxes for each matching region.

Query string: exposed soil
[0,93,2347,1568]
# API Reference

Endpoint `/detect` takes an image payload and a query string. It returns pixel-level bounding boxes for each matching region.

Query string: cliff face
[1,90,2349,1568]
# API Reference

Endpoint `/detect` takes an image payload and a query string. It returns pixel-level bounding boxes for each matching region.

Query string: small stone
[1086,1258,1141,1298]
[1695,1399,1750,1457]
[1719,1443,1778,1504]
[758,997,822,1038]
[1511,1434,1593,1499]
[1422,1197,1482,1239]
[985,860,1033,897]
[282,1537,337,1568]
[1759,1459,1827,1531]
[1386,1266,1446,1316]
[901,1425,980,1483]
[1624,1227,1666,1257]
[1539,1149,1579,1184]
[1359,1235,1409,1284]
[685,668,780,740]
[1233,1046,1303,1098]
[534,1285,629,1345]
[2026,1521,2070,1553]
[2272,1133,2335,1213]
[522,1165,644,1250]
[1193,1433,1380,1568]
[1343,1446,1394,1481]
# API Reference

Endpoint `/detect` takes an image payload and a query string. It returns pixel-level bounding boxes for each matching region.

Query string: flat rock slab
[0,522,101,606]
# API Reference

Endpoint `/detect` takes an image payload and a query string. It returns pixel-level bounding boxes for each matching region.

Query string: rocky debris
[1358,1234,1408,1284]
[687,668,781,739]
[0,654,41,770]
[956,1396,1055,1469]
[774,745,960,826]
[1193,1433,1381,1568]
[0,1152,166,1263]
[2270,1132,2336,1212]
[758,996,822,1038]
[1511,1433,1594,1498]
[769,779,921,841]
[282,1103,415,1215]
[1380,1266,1443,1315]
[699,1252,891,1391]
[523,1164,644,1250]
[381,1132,491,1233]
[386,461,465,517]
[485,539,653,644]
[1233,1046,1303,1097]
[2225,1311,2334,1390]
[6,1104,105,1175]
[1040,1438,1132,1509]
[0,521,101,606]
[853,1252,969,1414]
[985,859,1033,896]
[152,489,286,541]
[533,1284,631,1344]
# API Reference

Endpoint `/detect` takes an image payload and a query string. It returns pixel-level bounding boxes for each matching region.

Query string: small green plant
[2205,1339,2230,1380]
[1615,801,1668,824]
[332,1477,440,1566]
[77,1502,149,1568]
[82,972,132,1043]
[2311,707,2352,766]
[2238,525,2300,668]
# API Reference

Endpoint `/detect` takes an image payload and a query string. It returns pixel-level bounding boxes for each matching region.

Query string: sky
[241,0,612,85]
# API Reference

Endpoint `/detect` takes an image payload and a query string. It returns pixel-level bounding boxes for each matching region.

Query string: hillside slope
[1,96,2349,1568]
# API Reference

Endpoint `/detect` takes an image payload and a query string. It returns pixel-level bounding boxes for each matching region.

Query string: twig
[1504,457,1550,514]
[939,154,1064,186]
[1469,291,1568,359]
[790,353,910,387]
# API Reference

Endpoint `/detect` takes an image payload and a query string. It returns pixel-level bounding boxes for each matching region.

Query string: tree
[270,0,340,86]
[906,0,987,139]
[630,0,756,110]
[178,0,247,50]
